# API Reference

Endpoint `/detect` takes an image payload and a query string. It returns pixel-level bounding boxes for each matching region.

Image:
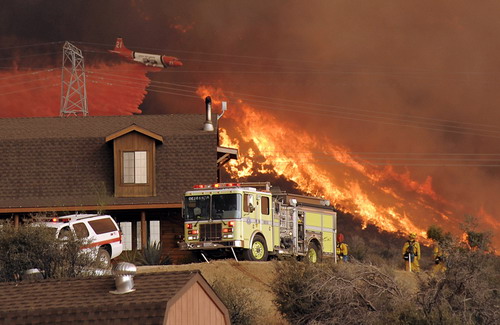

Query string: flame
[198,85,490,241]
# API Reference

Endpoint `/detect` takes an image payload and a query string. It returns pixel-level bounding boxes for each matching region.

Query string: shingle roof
[0,115,218,210]
[0,114,212,139]
[0,271,209,324]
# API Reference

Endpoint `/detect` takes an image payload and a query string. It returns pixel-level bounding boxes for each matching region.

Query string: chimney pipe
[203,96,214,131]
[109,262,137,294]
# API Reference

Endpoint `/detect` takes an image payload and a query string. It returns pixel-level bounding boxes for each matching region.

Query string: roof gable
[105,124,163,143]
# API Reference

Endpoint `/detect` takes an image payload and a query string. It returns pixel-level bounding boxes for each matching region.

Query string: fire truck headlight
[188,236,199,241]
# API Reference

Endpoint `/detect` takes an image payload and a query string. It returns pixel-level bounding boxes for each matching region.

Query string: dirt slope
[138,260,286,324]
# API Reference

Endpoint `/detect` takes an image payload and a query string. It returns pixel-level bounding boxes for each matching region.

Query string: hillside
[138,259,419,324]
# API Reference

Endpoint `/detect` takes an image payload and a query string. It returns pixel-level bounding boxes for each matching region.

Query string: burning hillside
[197,86,500,246]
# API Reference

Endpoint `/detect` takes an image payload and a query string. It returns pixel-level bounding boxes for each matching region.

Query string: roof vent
[109,262,137,295]
[23,268,43,282]
[203,96,214,131]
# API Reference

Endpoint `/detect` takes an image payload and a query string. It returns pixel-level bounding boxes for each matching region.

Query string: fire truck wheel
[306,242,321,263]
[244,235,268,261]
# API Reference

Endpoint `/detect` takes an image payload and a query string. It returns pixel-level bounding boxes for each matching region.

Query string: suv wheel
[97,248,111,269]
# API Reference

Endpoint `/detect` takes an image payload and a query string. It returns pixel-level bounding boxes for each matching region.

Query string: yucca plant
[118,250,141,264]
[138,242,172,265]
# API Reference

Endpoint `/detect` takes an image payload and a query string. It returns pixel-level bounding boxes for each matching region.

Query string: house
[0,270,231,324]
[0,101,237,262]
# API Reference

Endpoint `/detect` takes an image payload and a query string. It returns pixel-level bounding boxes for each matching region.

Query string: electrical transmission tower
[60,41,88,116]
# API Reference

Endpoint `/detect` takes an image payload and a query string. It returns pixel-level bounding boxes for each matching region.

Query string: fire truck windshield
[184,194,241,220]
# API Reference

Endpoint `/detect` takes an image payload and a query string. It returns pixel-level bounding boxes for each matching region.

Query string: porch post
[141,210,147,248]
[14,214,19,229]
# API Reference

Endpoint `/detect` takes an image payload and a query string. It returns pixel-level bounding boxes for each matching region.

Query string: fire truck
[179,182,337,262]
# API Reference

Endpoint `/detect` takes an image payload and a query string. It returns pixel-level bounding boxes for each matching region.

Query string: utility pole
[60,42,88,116]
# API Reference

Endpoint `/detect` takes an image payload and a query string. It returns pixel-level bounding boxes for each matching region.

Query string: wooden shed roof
[0,270,229,324]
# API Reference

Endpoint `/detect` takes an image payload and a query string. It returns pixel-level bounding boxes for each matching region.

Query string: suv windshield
[184,194,241,221]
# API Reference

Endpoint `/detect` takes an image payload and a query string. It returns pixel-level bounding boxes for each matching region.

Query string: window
[123,151,147,184]
[261,196,270,215]
[119,222,133,251]
[149,220,160,245]
[58,226,72,239]
[243,194,255,213]
[73,222,90,239]
[243,194,249,212]
[88,218,118,234]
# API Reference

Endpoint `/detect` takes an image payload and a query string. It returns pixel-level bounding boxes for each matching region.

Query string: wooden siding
[160,212,195,264]
[113,132,157,197]
[165,282,228,325]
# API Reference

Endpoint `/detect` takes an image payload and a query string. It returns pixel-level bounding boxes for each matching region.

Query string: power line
[3,40,499,80]
[0,83,59,96]
[87,79,201,100]
[0,68,56,81]
[234,156,500,167]
[251,161,500,167]
[0,41,64,51]
[1,43,499,140]
[73,41,500,76]
[84,71,500,138]
[0,52,60,61]
[86,68,500,132]
[256,150,500,157]
[0,76,57,89]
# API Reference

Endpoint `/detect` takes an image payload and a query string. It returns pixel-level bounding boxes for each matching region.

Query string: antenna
[60,42,88,117]
[217,101,227,120]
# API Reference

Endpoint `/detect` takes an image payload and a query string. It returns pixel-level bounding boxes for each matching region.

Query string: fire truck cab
[179,182,337,262]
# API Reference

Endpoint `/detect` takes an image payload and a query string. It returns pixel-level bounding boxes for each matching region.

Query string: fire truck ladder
[60,41,88,117]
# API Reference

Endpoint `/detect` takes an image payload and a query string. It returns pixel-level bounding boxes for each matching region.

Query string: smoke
[1,1,499,248]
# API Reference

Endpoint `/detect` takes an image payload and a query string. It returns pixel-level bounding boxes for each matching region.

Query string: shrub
[348,234,368,261]
[0,220,94,281]
[416,246,499,324]
[210,275,262,325]
[272,242,499,324]
[272,259,416,325]
[460,216,493,251]
[426,225,452,244]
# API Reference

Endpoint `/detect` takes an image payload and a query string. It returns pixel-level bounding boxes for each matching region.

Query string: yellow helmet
[409,233,417,239]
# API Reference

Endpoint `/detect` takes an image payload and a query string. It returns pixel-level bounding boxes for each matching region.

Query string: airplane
[109,37,183,68]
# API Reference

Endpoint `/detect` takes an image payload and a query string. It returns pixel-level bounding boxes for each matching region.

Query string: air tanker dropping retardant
[110,38,183,68]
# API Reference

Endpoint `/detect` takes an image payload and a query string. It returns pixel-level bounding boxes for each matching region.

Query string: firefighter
[432,242,446,273]
[402,233,420,272]
[336,233,348,262]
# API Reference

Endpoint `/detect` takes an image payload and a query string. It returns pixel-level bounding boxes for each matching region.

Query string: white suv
[41,214,123,268]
